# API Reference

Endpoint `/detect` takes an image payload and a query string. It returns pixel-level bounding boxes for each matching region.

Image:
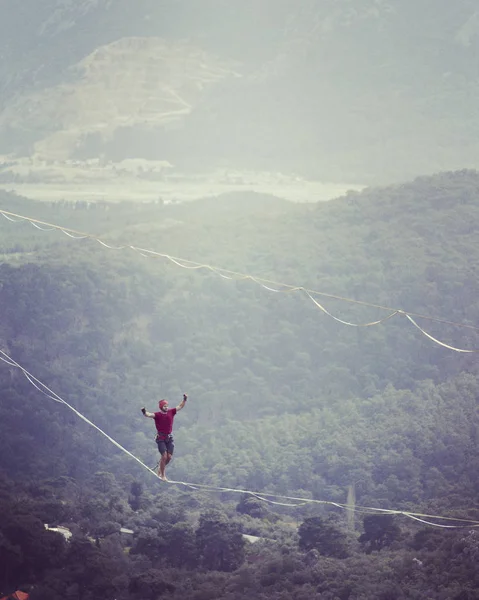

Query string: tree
[236,494,268,519]
[130,530,164,561]
[196,510,245,572]
[129,481,143,511]
[0,511,67,582]
[298,516,349,558]
[168,522,197,569]
[128,569,175,599]
[359,515,401,553]
[0,529,22,587]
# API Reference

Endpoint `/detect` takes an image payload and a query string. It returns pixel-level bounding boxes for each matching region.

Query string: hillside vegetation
[1,171,479,598]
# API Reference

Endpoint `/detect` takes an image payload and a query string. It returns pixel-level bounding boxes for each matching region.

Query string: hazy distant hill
[1,0,479,182]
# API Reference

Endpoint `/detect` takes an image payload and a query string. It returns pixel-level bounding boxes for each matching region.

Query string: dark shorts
[156,435,174,455]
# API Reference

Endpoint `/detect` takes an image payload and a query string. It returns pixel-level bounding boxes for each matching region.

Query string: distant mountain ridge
[1,0,479,183]
[0,36,238,160]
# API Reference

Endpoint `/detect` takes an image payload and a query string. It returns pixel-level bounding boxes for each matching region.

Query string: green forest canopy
[1,173,479,504]
[2,171,479,598]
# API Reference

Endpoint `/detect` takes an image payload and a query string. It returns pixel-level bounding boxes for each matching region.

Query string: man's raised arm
[141,407,155,418]
[176,393,188,412]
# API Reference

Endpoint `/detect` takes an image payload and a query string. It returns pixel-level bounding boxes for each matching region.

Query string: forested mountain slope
[1,171,479,598]
[1,170,478,496]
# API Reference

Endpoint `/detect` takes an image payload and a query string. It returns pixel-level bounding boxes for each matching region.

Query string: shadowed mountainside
[1,1,479,182]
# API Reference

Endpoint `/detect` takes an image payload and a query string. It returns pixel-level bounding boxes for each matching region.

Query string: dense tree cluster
[2,474,479,600]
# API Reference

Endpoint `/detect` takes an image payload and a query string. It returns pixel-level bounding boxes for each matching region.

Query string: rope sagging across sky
[1,208,478,352]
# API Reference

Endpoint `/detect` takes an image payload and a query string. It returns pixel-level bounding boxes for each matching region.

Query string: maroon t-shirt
[154,408,177,439]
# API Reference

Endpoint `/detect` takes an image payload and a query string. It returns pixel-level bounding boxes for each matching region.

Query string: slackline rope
[1,209,478,353]
[1,349,479,529]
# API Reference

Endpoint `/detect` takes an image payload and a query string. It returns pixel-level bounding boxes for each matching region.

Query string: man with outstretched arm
[141,393,188,481]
